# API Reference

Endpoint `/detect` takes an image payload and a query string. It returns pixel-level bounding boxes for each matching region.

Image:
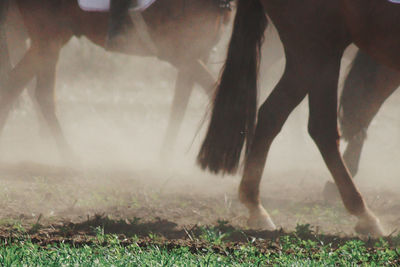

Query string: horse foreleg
[239,58,308,230]
[307,55,384,237]
[160,69,195,158]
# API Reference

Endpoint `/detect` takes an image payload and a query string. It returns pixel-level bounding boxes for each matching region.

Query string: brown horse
[198,0,400,236]
[1,0,230,159]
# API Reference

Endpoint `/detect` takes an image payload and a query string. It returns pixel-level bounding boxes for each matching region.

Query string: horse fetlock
[354,211,385,237]
[238,184,258,207]
[247,205,276,231]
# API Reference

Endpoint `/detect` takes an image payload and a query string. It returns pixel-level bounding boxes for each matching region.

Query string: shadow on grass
[40,215,399,249]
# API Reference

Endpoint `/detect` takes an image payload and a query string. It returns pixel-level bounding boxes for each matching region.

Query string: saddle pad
[78,0,110,12]
[78,0,157,12]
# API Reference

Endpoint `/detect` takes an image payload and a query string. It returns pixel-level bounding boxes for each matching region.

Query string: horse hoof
[322,181,340,203]
[354,212,385,237]
[247,207,277,231]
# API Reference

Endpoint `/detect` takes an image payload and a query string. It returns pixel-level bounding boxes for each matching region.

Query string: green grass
[0,225,399,266]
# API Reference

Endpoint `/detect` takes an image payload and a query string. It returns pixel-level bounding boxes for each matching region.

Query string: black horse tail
[339,50,379,141]
[0,0,10,80]
[197,0,267,174]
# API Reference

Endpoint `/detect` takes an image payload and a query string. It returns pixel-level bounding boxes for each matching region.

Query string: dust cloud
[0,11,399,235]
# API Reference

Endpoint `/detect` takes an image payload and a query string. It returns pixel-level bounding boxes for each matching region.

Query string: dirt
[0,161,398,243]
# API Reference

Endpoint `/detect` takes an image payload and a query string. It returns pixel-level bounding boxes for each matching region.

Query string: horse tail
[339,50,378,141]
[197,0,267,174]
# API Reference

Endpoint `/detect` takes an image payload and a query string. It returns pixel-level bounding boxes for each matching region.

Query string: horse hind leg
[160,60,215,158]
[0,0,11,82]
[160,69,195,158]
[307,53,384,236]
[193,59,216,98]
[239,57,308,230]
[0,44,43,138]
[33,46,77,164]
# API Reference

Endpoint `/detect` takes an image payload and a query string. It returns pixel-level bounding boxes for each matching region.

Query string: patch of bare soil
[0,161,398,244]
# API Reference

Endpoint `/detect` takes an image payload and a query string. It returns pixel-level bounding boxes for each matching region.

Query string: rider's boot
[106,0,133,49]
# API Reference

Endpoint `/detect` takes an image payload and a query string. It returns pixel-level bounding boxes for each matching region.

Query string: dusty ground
[0,29,399,242]
[0,161,398,239]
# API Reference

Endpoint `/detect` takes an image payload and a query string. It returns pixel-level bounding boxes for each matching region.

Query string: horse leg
[161,69,195,157]
[307,55,383,236]
[0,0,11,81]
[0,46,42,135]
[193,59,216,97]
[324,58,400,202]
[343,73,399,176]
[339,51,400,176]
[161,60,215,157]
[33,46,76,163]
[239,58,308,230]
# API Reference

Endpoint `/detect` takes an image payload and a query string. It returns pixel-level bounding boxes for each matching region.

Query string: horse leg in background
[307,52,383,236]
[160,70,195,159]
[239,56,309,230]
[33,44,76,163]
[341,53,400,176]
[323,51,400,202]
[160,60,215,158]
[193,59,216,98]
[0,46,42,135]
[0,0,11,81]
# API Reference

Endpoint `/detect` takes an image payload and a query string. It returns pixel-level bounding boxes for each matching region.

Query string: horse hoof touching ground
[246,205,276,231]
[197,0,400,237]
[240,188,276,230]
[354,211,385,237]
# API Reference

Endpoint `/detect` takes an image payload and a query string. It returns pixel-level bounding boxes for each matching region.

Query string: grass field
[0,223,399,266]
